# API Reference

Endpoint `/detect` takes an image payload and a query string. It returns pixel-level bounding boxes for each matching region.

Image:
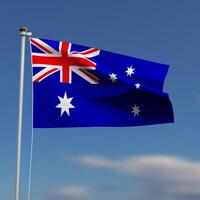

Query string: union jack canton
[31,38,100,84]
[30,37,174,128]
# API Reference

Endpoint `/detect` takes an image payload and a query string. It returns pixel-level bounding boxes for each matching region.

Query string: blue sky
[0,0,200,200]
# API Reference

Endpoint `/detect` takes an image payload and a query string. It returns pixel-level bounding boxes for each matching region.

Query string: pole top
[19,27,29,32]
[19,26,32,37]
[19,27,32,37]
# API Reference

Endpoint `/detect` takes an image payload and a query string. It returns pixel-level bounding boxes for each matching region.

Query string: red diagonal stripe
[31,39,53,54]
[78,69,99,83]
[72,48,99,55]
[33,68,58,82]
[80,48,99,55]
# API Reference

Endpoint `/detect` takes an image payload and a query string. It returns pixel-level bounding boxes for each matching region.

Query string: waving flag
[30,37,174,128]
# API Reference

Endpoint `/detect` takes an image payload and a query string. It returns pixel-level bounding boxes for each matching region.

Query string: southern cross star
[125,66,135,77]
[135,83,141,89]
[109,73,118,83]
[131,105,141,117]
[56,92,75,116]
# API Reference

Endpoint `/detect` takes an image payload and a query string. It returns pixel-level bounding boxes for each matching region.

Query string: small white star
[131,105,141,117]
[125,66,135,77]
[56,92,75,116]
[135,83,141,89]
[109,73,118,83]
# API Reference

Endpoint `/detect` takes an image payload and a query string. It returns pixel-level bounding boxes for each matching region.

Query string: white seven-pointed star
[56,92,75,116]
[125,66,135,77]
[135,83,141,89]
[109,73,118,83]
[131,105,141,117]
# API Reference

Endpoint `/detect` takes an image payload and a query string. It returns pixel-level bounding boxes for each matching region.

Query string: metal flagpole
[15,27,31,200]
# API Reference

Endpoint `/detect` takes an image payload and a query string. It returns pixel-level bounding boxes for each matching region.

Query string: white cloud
[51,186,92,199]
[72,155,200,197]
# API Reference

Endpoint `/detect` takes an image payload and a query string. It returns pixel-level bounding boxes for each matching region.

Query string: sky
[0,0,200,200]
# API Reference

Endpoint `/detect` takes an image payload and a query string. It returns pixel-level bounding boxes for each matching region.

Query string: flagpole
[15,27,31,200]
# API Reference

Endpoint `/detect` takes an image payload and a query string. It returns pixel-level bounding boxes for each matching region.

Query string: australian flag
[30,37,174,128]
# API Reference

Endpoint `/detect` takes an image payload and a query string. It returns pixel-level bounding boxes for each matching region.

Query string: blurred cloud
[71,155,200,199]
[49,186,92,200]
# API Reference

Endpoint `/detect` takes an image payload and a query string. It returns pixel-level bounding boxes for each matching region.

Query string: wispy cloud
[71,155,200,199]
[49,186,92,200]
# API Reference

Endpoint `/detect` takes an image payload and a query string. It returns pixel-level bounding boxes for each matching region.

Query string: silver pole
[15,27,29,200]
